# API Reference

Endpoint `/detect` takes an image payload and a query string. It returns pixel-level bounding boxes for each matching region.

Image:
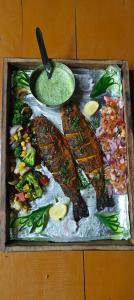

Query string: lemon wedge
[83,100,99,117]
[49,203,67,221]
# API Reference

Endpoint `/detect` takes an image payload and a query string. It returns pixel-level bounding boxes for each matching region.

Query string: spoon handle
[36,27,53,79]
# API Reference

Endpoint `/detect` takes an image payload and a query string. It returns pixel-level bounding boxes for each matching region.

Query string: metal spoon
[36,27,54,79]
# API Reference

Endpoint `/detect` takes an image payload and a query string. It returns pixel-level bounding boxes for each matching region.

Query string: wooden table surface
[0,1,134,299]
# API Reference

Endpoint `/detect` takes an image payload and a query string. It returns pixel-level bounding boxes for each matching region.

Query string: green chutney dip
[34,62,75,106]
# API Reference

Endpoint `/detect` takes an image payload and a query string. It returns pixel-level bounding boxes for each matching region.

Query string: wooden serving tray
[1,58,134,251]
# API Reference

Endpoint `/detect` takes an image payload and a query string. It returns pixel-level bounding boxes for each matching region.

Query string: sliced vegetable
[95,212,123,233]
[15,171,43,200]
[49,203,67,221]
[11,204,52,233]
[83,100,99,117]
[90,66,120,98]
[23,146,36,167]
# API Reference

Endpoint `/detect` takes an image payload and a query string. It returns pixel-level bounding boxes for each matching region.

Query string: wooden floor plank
[76,0,134,68]
[84,251,134,300]
[0,0,22,57]
[0,251,84,300]
[22,0,76,59]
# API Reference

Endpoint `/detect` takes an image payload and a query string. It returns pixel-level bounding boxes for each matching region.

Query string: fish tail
[97,192,114,211]
[73,197,89,222]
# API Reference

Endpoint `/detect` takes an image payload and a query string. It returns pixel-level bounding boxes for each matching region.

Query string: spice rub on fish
[31,115,89,222]
[61,104,114,210]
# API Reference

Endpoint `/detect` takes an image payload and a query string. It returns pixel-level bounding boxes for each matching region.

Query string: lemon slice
[49,203,67,221]
[83,100,99,117]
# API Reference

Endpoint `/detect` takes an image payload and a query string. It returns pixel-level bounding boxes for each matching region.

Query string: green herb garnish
[78,133,85,144]
[60,160,69,177]
[41,127,49,134]
[72,116,80,128]
[50,127,55,135]
[53,139,58,146]
[66,107,73,114]
[80,147,85,154]
[77,168,90,190]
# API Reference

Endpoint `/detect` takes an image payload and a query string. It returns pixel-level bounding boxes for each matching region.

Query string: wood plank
[0,251,84,300]
[84,251,134,300]
[76,0,134,69]
[0,0,22,57]
[22,0,76,59]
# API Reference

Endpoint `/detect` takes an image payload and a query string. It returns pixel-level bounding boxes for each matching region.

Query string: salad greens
[15,172,43,200]
[12,99,32,126]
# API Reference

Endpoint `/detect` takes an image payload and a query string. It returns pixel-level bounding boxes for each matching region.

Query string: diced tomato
[16,192,26,202]
[39,175,50,186]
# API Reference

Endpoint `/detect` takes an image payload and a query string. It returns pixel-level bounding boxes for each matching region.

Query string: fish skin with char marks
[31,115,89,222]
[61,103,114,210]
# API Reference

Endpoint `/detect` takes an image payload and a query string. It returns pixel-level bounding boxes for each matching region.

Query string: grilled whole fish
[61,104,114,210]
[31,115,89,222]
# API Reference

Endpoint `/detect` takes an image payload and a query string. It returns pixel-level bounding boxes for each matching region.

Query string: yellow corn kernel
[23,133,28,139]
[21,141,25,147]
[13,134,18,141]
[10,136,14,142]
[18,162,26,172]
[25,137,30,143]
[23,184,29,192]
[21,150,27,158]
[25,192,30,199]
[24,193,29,199]
[22,146,27,151]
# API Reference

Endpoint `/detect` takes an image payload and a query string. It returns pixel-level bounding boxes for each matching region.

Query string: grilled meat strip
[61,104,114,210]
[31,115,89,222]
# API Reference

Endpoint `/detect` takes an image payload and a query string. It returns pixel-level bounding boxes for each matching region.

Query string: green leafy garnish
[96,212,123,233]
[11,205,52,233]
[90,66,120,98]
[72,116,80,128]
[60,160,69,177]
[66,107,73,114]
